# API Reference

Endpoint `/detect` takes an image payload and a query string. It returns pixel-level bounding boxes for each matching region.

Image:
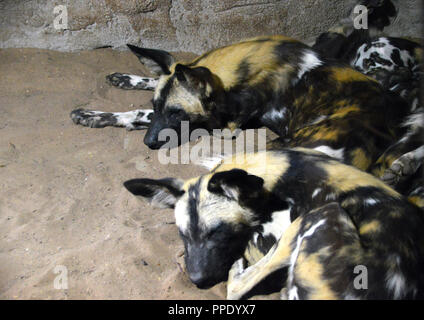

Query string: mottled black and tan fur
[311,0,423,203]
[124,149,424,299]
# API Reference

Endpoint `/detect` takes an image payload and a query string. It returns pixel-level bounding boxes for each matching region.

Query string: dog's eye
[205,224,223,239]
[168,108,187,119]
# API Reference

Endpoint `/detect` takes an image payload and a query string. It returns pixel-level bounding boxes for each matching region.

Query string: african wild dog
[72,34,410,169]
[124,149,424,299]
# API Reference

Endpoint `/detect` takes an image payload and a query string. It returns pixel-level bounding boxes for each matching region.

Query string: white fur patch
[288,286,299,300]
[402,110,424,130]
[287,219,326,295]
[262,108,289,123]
[410,98,419,112]
[127,75,158,88]
[174,196,190,234]
[313,146,344,160]
[386,272,407,299]
[297,50,323,80]
[221,184,239,200]
[411,145,424,162]
[198,195,257,230]
[353,38,414,74]
[364,198,379,206]
[344,294,360,300]
[149,189,178,209]
[312,188,322,199]
[154,75,171,100]
[325,193,337,201]
[193,155,226,170]
[385,255,408,299]
[262,209,292,240]
[309,115,329,125]
[114,109,152,129]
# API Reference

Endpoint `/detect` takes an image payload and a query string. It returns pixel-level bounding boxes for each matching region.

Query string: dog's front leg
[227,235,292,300]
[106,73,158,91]
[70,108,153,130]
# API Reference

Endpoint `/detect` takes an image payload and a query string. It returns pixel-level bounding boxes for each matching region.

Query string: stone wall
[0,0,422,54]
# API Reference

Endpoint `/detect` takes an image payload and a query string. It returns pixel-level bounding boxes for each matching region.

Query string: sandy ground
[0,47,238,299]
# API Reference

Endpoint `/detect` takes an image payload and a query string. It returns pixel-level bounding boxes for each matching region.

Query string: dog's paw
[106,73,157,90]
[382,154,419,186]
[106,73,134,89]
[70,108,117,128]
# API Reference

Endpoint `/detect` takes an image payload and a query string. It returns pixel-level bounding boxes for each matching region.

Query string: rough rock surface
[0,0,422,54]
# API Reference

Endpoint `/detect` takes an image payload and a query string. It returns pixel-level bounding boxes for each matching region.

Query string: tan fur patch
[372,153,399,177]
[330,105,361,119]
[408,196,424,209]
[414,47,423,64]
[244,241,267,265]
[166,78,206,115]
[359,220,381,235]
[215,151,290,191]
[188,36,298,90]
[350,148,373,171]
[331,67,378,83]
[320,160,401,198]
[154,74,172,101]
[295,251,338,300]
[291,147,332,156]
[295,125,343,142]
[328,25,348,35]
[226,121,239,132]
[183,175,258,228]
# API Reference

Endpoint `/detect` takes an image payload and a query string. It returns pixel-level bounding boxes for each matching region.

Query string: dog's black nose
[143,134,165,150]
[189,272,214,289]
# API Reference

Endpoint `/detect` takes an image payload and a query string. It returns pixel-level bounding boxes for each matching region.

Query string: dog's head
[124,167,286,289]
[128,45,225,150]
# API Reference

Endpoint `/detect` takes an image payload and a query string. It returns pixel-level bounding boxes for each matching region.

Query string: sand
[0,47,236,299]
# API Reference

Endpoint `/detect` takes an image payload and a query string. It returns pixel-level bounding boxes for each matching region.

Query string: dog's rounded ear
[127,44,175,76]
[123,178,184,209]
[207,169,264,201]
[175,64,214,90]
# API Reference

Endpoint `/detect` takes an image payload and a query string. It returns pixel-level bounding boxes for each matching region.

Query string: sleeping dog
[124,149,424,299]
[71,34,412,169]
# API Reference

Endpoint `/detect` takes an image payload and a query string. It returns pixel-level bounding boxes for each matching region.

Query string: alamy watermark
[353,5,369,30]
[53,265,68,290]
[353,265,368,290]
[156,122,267,166]
[53,5,68,30]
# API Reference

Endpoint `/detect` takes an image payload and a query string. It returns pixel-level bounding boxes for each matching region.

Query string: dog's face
[128,45,224,149]
[124,169,270,289]
[145,64,223,149]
